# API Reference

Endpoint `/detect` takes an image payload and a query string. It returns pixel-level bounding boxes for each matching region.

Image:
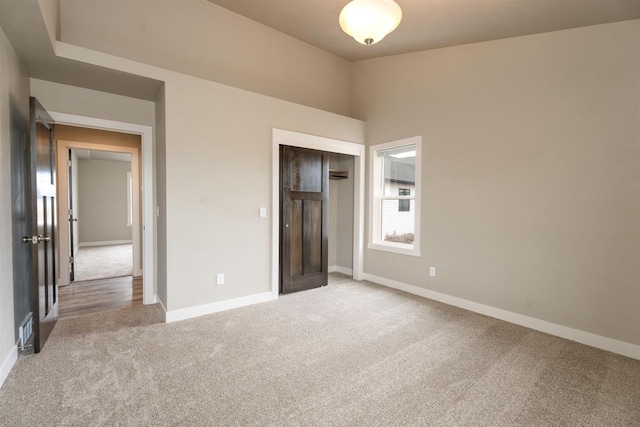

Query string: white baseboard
[165,292,274,323]
[329,265,353,276]
[362,273,640,361]
[0,344,18,389]
[79,240,132,247]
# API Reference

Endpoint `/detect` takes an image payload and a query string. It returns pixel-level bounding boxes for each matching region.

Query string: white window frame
[369,136,422,257]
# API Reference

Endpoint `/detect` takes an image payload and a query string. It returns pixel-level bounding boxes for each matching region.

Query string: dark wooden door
[28,97,58,352]
[280,146,329,294]
[10,94,32,347]
[67,149,77,282]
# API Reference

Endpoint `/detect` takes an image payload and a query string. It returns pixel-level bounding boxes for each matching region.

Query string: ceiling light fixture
[339,0,402,46]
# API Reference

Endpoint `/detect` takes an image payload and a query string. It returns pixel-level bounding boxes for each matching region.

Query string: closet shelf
[329,169,348,180]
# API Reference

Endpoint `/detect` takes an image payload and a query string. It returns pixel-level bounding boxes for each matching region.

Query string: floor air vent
[19,313,33,350]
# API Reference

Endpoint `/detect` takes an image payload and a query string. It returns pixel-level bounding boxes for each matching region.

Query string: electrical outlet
[429,266,436,277]
[259,207,267,218]
[216,273,224,285]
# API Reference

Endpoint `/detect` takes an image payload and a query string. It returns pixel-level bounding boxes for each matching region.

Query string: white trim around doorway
[271,128,365,300]
[50,112,156,305]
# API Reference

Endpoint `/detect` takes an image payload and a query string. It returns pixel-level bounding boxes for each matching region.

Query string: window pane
[381,199,415,245]
[398,188,410,212]
[379,144,416,197]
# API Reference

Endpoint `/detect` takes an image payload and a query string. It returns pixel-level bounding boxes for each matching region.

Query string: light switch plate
[259,207,267,218]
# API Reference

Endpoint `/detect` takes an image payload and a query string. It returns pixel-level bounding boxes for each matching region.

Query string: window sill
[368,242,421,257]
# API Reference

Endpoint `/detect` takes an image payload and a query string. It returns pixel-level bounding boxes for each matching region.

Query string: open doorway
[278,148,356,295]
[271,129,365,299]
[69,148,133,282]
[328,153,355,276]
[55,125,143,317]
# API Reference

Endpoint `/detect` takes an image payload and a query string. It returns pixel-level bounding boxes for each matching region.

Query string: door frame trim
[271,129,365,299]
[50,112,156,305]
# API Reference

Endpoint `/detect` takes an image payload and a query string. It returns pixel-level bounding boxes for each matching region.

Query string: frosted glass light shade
[339,0,402,45]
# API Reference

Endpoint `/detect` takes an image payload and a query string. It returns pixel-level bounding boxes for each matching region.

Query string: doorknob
[69,217,78,222]
[21,235,50,244]
[22,236,37,244]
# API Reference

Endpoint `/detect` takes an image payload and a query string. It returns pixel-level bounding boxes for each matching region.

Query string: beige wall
[155,84,167,308]
[329,178,338,267]
[0,25,29,377]
[36,0,59,48]
[352,20,640,345]
[59,0,352,116]
[77,158,132,244]
[163,73,365,311]
[328,154,355,271]
[31,79,155,127]
[336,155,355,270]
[328,154,355,272]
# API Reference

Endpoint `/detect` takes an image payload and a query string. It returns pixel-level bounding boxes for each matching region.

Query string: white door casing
[51,112,156,305]
[271,128,365,299]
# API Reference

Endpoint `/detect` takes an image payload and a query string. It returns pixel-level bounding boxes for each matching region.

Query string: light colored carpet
[73,244,133,282]
[1,273,639,426]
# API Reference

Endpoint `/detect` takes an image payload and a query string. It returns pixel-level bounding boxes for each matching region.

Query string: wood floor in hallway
[59,276,143,318]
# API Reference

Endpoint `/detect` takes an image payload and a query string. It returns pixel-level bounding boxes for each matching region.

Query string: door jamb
[50,112,156,305]
[271,129,365,299]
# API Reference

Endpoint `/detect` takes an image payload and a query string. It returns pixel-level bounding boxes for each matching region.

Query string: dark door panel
[280,146,328,294]
[10,95,31,345]
[29,97,58,352]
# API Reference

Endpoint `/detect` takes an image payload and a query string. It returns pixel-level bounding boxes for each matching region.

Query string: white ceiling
[207,0,640,61]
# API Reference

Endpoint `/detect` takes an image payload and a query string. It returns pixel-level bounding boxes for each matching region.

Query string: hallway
[59,276,142,318]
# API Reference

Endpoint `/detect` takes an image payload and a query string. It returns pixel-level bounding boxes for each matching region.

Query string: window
[398,188,410,212]
[369,136,421,256]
